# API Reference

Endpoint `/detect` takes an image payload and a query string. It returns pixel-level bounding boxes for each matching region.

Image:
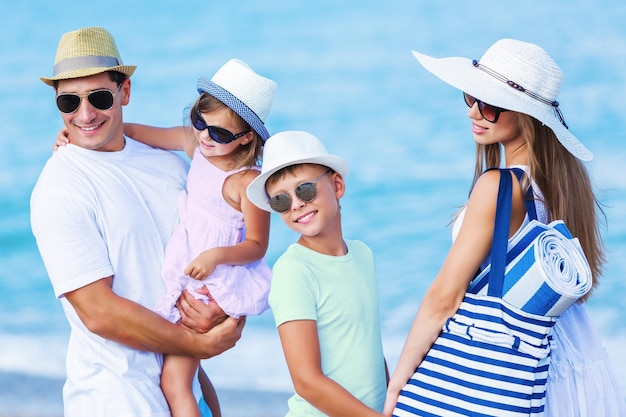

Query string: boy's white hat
[412,38,592,161]
[247,131,350,211]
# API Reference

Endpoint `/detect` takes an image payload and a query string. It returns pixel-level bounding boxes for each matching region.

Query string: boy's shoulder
[273,239,373,267]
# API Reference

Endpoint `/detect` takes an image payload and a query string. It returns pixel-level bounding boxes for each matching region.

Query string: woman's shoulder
[468,168,528,233]
[469,169,502,203]
[471,168,524,201]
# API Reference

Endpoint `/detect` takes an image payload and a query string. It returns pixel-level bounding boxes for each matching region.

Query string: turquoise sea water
[1,1,625,414]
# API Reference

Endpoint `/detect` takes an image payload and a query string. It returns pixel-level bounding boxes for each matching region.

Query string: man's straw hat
[41,27,136,86]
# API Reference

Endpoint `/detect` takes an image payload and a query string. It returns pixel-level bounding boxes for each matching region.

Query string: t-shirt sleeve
[268,257,318,327]
[31,190,113,298]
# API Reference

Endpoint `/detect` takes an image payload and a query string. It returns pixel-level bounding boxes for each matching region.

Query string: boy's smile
[265,164,345,252]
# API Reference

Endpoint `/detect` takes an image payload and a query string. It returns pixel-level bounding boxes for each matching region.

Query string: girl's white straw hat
[197,59,277,142]
[246,131,350,212]
[412,38,592,161]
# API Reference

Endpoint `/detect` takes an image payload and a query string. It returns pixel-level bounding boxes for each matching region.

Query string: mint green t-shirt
[269,239,386,416]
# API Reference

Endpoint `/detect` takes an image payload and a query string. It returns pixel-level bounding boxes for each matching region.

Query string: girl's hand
[53,128,70,151]
[184,248,219,280]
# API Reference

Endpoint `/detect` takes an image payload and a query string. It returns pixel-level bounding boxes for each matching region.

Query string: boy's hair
[192,93,263,169]
[266,163,335,188]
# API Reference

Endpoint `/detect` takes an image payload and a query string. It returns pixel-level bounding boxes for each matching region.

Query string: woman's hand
[382,387,401,416]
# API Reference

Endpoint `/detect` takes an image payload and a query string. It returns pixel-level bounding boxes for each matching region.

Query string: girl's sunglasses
[463,92,509,123]
[191,109,251,144]
[56,84,122,114]
[268,170,332,213]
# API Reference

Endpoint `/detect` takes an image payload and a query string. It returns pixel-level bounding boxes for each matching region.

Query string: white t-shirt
[31,138,189,417]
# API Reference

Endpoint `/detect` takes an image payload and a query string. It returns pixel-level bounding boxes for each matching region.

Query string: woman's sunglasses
[463,92,509,123]
[191,109,251,144]
[267,170,332,213]
[56,84,122,114]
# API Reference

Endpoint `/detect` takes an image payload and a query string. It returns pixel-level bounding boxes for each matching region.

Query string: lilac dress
[154,148,271,321]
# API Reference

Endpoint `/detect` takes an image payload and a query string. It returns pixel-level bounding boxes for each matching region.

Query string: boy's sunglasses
[56,84,122,114]
[463,92,509,123]
[191,109,251,144]
[268,170,332,213]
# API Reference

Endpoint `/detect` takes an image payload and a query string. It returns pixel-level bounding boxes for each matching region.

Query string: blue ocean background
[1,1,625,415]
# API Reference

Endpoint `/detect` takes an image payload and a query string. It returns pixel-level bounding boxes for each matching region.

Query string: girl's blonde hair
[471,113,605,301]
[192,92,264,169]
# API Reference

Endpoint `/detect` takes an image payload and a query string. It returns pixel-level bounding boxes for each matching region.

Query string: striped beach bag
[394,168,592,417]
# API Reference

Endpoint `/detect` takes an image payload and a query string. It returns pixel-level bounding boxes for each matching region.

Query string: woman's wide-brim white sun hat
[246,131,350,212]
[197,59,277,142]
[412,38,593,161]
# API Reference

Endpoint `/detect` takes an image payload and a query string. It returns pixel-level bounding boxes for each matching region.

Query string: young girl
[57,59,277,417]
[134,59,276,417]
[384,39,626,416]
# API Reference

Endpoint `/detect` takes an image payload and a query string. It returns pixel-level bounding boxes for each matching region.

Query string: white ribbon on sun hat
[197,59,277,142]
[411,38,593,161]
[40,27,136,86]
[246,131,350,212]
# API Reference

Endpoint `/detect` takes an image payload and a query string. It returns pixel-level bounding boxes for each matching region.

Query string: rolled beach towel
[470,220,592,317]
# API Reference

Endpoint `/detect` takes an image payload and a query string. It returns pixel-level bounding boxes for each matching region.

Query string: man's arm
[64,277,244,358]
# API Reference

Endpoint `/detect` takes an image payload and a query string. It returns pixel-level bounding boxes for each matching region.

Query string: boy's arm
[278,320,384,417]
[123,123,197,158]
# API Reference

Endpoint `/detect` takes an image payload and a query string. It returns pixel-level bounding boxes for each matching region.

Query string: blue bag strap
[487,168,538,297]
[509,167,537,221]
[487,169,512,297]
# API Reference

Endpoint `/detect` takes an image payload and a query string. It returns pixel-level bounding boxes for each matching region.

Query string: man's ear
[121,78,131,106]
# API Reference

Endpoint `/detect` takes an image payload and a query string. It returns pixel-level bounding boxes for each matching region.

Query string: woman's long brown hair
[471,113,605,301]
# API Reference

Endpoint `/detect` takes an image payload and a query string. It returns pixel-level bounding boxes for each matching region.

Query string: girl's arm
[123,123,197,159]
[383,170,527,414]
[278,320,384,417]
[184,169,270,280]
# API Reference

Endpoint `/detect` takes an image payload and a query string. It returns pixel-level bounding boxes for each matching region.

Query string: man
[30,27,243,417]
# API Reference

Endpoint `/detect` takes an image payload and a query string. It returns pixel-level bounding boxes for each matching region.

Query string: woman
[384,39,625,416]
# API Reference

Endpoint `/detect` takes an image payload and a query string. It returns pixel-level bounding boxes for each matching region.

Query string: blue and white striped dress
[451,167,626,416]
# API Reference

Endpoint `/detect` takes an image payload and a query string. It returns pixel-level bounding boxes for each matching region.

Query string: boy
[247,131,387,416]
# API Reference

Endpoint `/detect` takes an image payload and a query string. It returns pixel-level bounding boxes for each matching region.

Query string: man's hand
[176,287,228,333]
[196,316,246,359]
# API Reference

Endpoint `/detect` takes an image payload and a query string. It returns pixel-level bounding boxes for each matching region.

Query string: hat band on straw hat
[472,60,569,129]
[53,56,121,76]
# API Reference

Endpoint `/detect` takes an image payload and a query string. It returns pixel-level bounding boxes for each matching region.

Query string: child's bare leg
[161,354,201,417]
[198,367,222,417]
